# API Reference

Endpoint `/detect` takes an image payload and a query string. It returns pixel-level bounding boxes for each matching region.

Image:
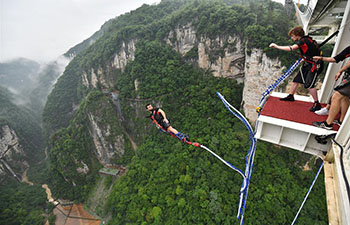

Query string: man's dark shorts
[160,121,171,130]
[334,73,350,98]
[293,61,324,88]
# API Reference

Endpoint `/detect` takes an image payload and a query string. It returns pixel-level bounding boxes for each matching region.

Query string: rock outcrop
[243,49,285,122]
[80,24,285,154]
[88,113,125,165]
[0,125,27,177]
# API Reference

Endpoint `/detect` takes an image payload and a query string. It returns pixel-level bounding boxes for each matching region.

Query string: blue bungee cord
[253,58,325,225]
[216,59,302,224]
[216,92,257,224]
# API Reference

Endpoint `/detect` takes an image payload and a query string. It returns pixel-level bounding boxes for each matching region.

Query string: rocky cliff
[243,48,285,122]
[0,125,28,179]
[79,24,283,125]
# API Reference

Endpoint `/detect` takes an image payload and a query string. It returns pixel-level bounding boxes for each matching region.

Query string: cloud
[0,0,157,63]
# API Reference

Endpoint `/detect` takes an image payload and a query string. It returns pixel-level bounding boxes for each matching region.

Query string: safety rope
[256,58,302,114]
[331,138,350,203]
[290,162,324,225]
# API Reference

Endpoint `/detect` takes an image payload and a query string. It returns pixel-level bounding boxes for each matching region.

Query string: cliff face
[243,49,285,122]
[0,125,28,178]
[79,24,282,124]
[87,112,125,165]
[167,24,245,81]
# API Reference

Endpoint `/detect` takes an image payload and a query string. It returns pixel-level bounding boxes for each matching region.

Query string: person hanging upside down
[146,104,189,143]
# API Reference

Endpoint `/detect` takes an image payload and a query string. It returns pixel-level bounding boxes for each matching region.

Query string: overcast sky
[0,0,158,63]
[0,0,285,63]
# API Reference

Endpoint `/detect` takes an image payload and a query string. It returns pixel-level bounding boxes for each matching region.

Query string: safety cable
[256,59,302,114]
[331,138,350,204]
[290,162,324,225]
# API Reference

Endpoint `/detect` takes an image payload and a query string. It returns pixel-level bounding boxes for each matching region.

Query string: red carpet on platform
[261,96,340,131]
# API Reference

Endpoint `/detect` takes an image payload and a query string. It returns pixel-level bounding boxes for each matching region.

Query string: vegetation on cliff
[0,180,47,225]
[0,87,44,163]
[47,90,135,200]
[40,0,328,224]
[42,0,295,137]
[106,40,327,225]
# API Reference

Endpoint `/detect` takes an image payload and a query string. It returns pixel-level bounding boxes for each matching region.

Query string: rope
[331,139,350,203]
[290,162,324,225]
[151,114,246,179]
[256,58,302,114]
[216,92,257,223]
[200,145,245,179]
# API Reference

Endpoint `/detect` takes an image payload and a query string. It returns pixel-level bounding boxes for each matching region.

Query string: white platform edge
[256,115,337,136]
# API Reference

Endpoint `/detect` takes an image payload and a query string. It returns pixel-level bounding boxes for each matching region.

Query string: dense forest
[42,0,328,224]
[0,0,331,224]
[0,87,48,225]
[0,179,48,225]
[0,87,44,162]
[106,39,327,225]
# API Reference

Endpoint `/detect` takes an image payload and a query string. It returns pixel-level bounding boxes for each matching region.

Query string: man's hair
[145,103,151,109]
[288,26,305,37]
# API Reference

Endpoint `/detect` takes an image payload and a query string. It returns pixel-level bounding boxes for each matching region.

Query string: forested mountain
[0,87,44,169]
[0,87,47,225]
[0,56,68,225]
[42,0,295,138]
[1,0,329,224]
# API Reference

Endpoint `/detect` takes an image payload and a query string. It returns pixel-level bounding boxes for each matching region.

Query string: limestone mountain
[0,87,43,183]
[41,0,328,224]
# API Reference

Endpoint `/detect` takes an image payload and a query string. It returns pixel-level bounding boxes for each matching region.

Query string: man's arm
[335,60,350,81]
[269,43,299,51]
[313,56,336,62]
[158,109,169,123]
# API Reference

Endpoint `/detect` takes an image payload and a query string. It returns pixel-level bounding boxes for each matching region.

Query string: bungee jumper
[145,104,191,144]
[145,98,254,225]
[145,102,246,178]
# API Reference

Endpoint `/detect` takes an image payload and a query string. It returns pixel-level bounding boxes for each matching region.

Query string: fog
[0,0,158,63]
[1,0,285,63]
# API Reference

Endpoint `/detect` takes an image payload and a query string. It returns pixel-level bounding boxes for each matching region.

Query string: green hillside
[106,40,327,225]
[41,0,328,224]
[0,87,47,225]
[0,87,43,162]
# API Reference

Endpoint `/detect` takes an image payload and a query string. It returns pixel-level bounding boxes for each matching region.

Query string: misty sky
[0,0,285,63]
[0,0,158,63]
